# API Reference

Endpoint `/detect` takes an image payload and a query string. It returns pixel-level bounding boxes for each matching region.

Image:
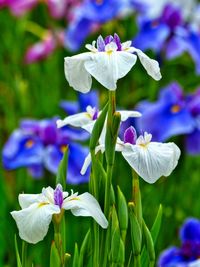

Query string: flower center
[54,184,63,208]
[86,106,99,120]
[171,104,181,113]
[25,139,34,148]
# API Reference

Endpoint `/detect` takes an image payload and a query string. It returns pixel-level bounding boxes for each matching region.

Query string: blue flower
[133,3,200,74]
[2,114,91,184]
[158,218,200,267]
[64,0,136,51]
[135,82,195,142]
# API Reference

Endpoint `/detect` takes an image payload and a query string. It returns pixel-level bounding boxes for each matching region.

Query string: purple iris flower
[135,82,195,142]
[64,0,135,51]
[158,218,200,267]
[2,117,90,184]
[185,89,200,155]
[133,3,200,74]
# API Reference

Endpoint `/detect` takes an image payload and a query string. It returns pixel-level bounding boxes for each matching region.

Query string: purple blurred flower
[133,2,200,74]
[64,0,135,51]
[135,82,200,155]
[2,117,90,184]
[135,82,195,141]
[158,218,200,267]
[25,30,64,64]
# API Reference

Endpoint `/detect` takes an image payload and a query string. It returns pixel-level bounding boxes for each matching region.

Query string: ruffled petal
[63,192,108,229]
[133,48,162,80]
[11,203,60,244]
[64,52,92,93]
[57,112,91,128]
[18,193,42,209]
[122,141,180,183]
[84,51,137,90]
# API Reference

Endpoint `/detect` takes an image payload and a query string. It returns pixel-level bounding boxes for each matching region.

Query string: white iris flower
[64,34,162,93]
[56,105,141,133]
[11,184,108,244]
[81,128,181,184]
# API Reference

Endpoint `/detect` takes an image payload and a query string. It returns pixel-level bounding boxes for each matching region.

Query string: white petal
[64,52,92,93]
[57,112,91,128]
[122,142,180,183]
[189,259,200,267]
[81,120,95,133]
[80,145,105,175]
[133,48,162,81]
[119,110,142,121]
[80,153,91,175]
[19,194,42,209]
[63,192,108,229]
[11,203,60,244]
[84,51,137,90]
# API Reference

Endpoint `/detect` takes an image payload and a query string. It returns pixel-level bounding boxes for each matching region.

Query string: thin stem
[22,241,27,267]
[91,150,100,267]
[104,90,116,217]
[134,254,141,267]
[132,170,142,227]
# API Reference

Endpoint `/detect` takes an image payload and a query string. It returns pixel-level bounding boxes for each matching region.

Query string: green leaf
[117,186,128,242]
[56,146,68,190]
[14,235,22,267]
[128,202,142,256]
[142,220,155,263]
[141,204,163,267]
[50,241,61,267]
[79,230,91,267]
[72,243,79,267]
[90,102,108,150]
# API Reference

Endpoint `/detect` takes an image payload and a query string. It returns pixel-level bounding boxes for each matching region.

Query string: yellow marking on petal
[38,202,49,208]
[60,145,67,153]
[70,197,80,201]
[86,113,92,119]
[25,139,34,148]
[171,104,181,113]
[106,50,113,55]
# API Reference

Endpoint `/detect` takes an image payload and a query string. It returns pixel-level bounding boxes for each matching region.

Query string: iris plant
[64,34,161,93]
[11,184,108,244]
[135,82,200,155]
[158,218,200,267]
[133,2,200,74]
[2,91,99,183]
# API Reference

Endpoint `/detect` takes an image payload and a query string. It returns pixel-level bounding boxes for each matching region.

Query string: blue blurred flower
[133,2,200,74]
[158,218,200,267]
[64,0,139,51]
[135,82,200,155]
[135,82,195,141]
[2,92,99,183]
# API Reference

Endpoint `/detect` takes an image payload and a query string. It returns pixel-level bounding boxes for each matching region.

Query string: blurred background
[0,0,200,266]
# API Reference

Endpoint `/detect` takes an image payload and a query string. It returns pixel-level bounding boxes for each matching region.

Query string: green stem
[149,261,155,267]
[22,241,27,267]
[134,254,141,267]
[104,91,116,217]
[132,170,142,227]
[53,212,65,267]
[91,150,100,267]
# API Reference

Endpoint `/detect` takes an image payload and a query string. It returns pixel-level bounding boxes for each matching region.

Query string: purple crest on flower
[54,184,64,208]
[124,126,137,144]
[92,108,98,120]
[97,35,106,51]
